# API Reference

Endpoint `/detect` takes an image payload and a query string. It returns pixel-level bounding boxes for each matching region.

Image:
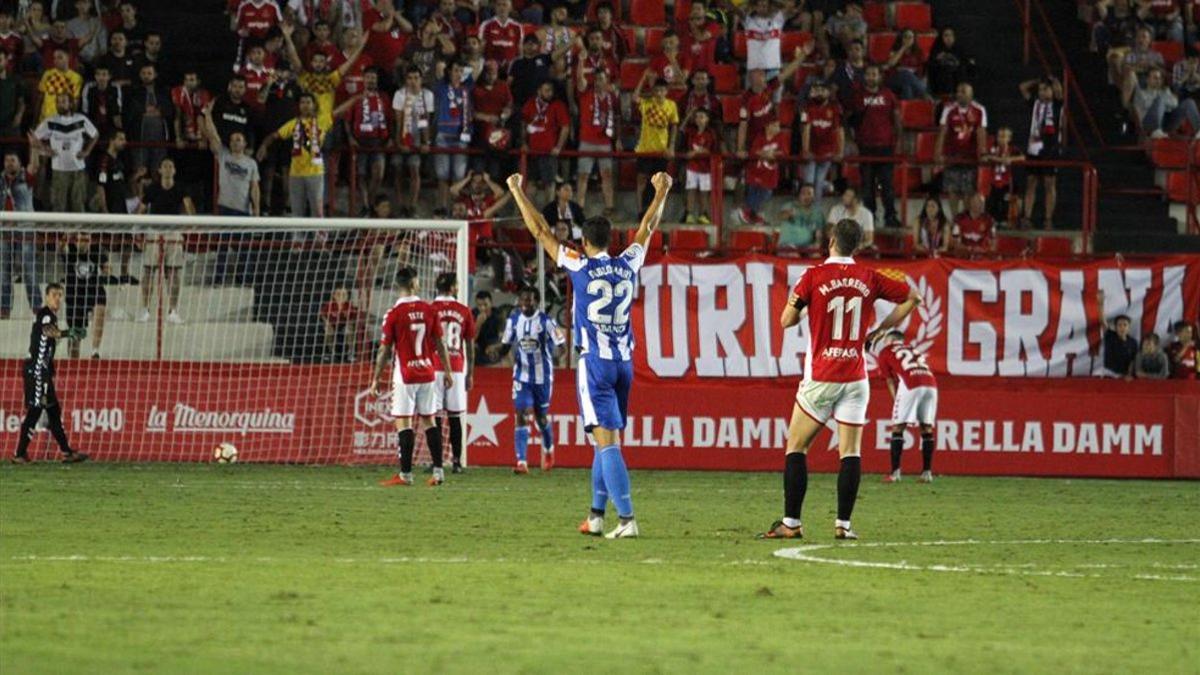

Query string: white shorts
[685,169,712,192]
[796,378,870,427]
[892,384,938,427]
[390,376,438,418]
[434,371,468,414]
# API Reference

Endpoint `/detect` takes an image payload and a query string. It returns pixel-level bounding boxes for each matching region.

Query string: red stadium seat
[675,0,692,24]
[710,63,740,94]
[1153,40,1184,67]
[730,230,772,252]
[893,3,933,30]
[900,99,935,128]
[893,165,923,191]
[1034,236,1075,257]
[732,31,748,60]
[645,27,667,56]
[995,235,1029,257]
[630,0,666,26]
[842,162,861,187]
[780,31,814,58]
[1165,171,1200,202]
[914,130,939,162]
[916,32,936,58]
[502,227,536,251]
[618,161,638,190]
[863,2,888,30]
[630,229,666,252]
[619,59,648,90]
[620,27,638,55]
[720,94,742,124]
[670,229,711,252]
[1149,139,1189,168]
[869,32,897,64]
[873,231,913,254]
[976,167,994,197]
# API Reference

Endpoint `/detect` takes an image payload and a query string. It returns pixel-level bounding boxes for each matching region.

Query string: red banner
[3,362,1196,478]
[632,255,1200,380]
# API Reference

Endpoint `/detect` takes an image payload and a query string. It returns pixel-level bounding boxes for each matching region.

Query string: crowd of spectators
[1098,291,1198,379]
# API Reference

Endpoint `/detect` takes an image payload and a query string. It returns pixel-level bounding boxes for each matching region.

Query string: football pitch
[1,464,1197,674]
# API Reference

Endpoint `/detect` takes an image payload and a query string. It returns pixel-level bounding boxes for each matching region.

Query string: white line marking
[773,539,1200,582]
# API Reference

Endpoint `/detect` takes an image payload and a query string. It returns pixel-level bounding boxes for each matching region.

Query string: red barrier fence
[2,361,1196,478]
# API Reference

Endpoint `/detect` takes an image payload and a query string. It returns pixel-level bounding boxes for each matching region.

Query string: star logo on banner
[465,397,507,446]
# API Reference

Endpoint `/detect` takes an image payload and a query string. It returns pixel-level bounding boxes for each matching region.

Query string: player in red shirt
[876,332,939,483]
[430,273,477,473]
[372,268,455,487]
[761,219,921,541]
[951,193,997,255]
[478,0,524,68]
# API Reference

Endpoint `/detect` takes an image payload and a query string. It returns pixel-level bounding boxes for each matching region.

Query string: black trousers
[859,146,897,221]
[16,365,71,456]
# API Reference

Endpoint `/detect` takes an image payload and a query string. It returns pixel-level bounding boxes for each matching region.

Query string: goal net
[0,211,469,466]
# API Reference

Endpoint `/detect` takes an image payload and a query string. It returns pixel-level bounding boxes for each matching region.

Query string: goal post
[0,211,471,466]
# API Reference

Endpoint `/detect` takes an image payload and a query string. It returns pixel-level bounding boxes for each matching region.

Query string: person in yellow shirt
[37,49,83,121]
[281,20,364,126]
[632,76,679,211]
[257,92,361,219]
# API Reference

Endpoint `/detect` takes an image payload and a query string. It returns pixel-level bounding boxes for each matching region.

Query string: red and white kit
[790,257,910,425]
[876,341,939,426]
[380,296,443,417]
[431,295,476,414]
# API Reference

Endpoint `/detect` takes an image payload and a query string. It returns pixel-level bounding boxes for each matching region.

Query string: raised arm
[632,172,673,248]
[281,21,303,72]
[779,45,809,86]
[506,174,559,260]
[335,36,367,78]
[200,100,222,153]
[867,290,923,345]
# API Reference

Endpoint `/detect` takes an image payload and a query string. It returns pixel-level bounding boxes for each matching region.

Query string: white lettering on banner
[145,404,296,435]
[694,265,750,376]
[886,420,1159,455]
[2,409,23,433]
[1049,270,1093,376]
[1097,268,1152,339]
[694,417,715,448]
[998,270,1049,376]
[1053,422,1163,455]
[746,262,780,377]
[642,265,692,377]
[948,270,998,375]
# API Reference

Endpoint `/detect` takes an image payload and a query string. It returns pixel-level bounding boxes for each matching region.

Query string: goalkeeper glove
[65,327,87,340]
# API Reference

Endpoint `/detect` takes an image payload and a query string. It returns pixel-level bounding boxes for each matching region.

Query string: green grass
[1,464,1198,674]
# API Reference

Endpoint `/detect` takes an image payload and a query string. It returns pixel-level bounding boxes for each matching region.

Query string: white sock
[836,519,851,530]
[782,517,801,528]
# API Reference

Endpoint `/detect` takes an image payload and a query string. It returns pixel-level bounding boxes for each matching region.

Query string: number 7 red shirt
[791,257,910,383]
[380,296,442,385]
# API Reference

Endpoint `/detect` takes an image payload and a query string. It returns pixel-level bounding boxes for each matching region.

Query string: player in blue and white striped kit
[506,171,673,539]
[500,285,565,474]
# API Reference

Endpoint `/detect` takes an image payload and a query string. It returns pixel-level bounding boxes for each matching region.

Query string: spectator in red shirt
[575,68,619,214]
[521,80,570,203]
[345,66,391,213]
[737,46,808,157]
[801,81,843,203]
[574,27,617,95]
[231,0,281,41]
[680,69,721,132]
[238,41,272,111]
[0,11,23,72]
[1166,321,1198,379]
[321,286,363,363]
[471,60,512,178]
[739,117,785,225]
[935,82,989,216]
[592,2,627,64]
[951,193,996,255]
[885,29,929,100]
[301,20,339,69]
[641,30,692,93]
[34,19,82,71]
[364,0,414,72]
[683,107,721,224]
[478,0,524,68]
[1141,0,1185,42]
[679,1,720,74]
[852,64,901,227]
[982,126,1024,226]
[172,70,212,150]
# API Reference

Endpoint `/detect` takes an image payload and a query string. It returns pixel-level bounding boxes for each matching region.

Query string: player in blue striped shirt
[506,171,673,538]
[500,286,565,474]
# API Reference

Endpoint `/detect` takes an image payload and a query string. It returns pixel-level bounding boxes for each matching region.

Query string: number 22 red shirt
[876,341,938,388]
[380,296,442,385]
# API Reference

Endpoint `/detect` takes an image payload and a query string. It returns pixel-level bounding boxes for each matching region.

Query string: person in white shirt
[825,186,875,247]
[743,0,784,77]
[32,93,99,214]
[392,66,435,216]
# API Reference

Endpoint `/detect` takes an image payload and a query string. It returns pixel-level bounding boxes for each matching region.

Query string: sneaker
[62,451,89,464]
[882,470,901,483]
[918,471,934,484]
[167,311,184,325]
[451,462,464,474]
[10,454,30,464]
[834,525,859,540]
[685,213,698,224]
[736,207,752,225]
[697,214,711,225]
[757,520,803,540]
[1149,129,1169,139]
[513,461,529,475]
[605,519,639,539]
[579,514,604,536]
[109,307,129,321]
[135,309,151,323]
[427,467,445,486]
[379,473,413,487]
[541,450,554,472]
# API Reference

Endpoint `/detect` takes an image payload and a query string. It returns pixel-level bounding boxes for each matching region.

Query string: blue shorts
[576,357,633,432]
[513,379,552,412]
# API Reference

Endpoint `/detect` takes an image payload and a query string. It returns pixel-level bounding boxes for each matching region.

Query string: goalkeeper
[12,284,88,464]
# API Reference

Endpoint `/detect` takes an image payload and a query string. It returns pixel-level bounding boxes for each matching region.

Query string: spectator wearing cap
[508,33,551,110]
[800,80,843,204]
[520,80,569,204]
[632,76,679,211]
[850,64,901,228]
[575,68,618,214]
[950,193,995,256]
[935,82,988,217]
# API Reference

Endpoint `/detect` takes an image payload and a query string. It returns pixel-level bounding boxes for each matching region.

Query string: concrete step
[4,283,256,323]
[0,319,277,361]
